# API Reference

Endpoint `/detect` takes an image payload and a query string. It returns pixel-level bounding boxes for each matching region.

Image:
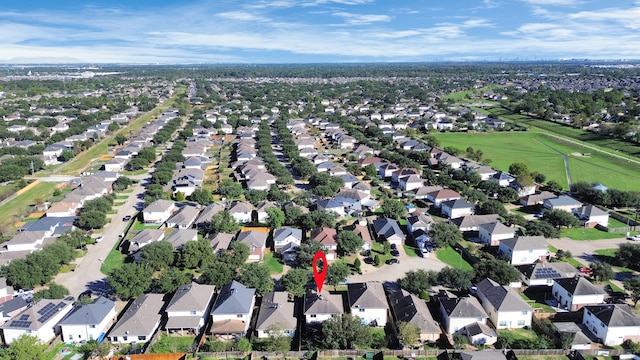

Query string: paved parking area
[348,247,447,283]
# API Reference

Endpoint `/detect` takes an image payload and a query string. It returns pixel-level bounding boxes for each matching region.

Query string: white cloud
[331,12,391,25]
[521,0,581,5]
[217,11,268,22]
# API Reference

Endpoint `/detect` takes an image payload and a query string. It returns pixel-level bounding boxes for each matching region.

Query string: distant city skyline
[2,0,640,64]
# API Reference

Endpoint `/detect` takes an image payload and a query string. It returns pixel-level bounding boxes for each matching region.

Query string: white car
[628,234,640,241]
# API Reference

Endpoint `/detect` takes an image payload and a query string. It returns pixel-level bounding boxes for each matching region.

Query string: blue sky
[2,0,640,63]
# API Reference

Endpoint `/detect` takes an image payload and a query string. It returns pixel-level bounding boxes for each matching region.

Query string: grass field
[263,252,284,274]
[560,227,626,240]
[436,131,640,190]
[0,181,61,232]
[435,246,473,271]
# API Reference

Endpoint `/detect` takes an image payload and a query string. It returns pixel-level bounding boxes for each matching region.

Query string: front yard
[435,246,473,271]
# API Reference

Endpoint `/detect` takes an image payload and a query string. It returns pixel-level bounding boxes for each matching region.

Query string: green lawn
[436,130,640,191]
[497,328,537,341]
[372,242,392,266]
[435,246,473,271]
[561,227,626,240]
[263,252,284,274]
[520,292,556,313]
[403,245,421,257]
[149,334,195,353]
[101,237,127,275]
[0,181,61,232]
[594,248,617,257]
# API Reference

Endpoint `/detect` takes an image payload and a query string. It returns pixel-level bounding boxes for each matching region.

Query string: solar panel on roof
[10,320,31,328]
[37,303,56,315]
[19,314,29,320]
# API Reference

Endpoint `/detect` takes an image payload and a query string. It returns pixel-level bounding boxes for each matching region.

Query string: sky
[1,0,640,64]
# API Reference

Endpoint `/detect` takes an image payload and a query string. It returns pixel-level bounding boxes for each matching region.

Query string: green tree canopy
[437,267,474,290]
[326,262,350,289]
[237,262,274,295]
[139,241,174,271]
[429,222,464,248]
[381,198,406,220]
[107,263,153,300]
[399,269,438,295]
[266,207,285,229]
[0,334,47,360]
[336,230,364,255]
[177,239,214,269]
[281,268,311,298]
[473,258,521,285]
[153,268,192,293]
[322,314,373,350]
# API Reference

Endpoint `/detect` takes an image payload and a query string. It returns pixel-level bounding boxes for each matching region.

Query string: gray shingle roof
[211,281,256,316]
[440,296,488,319]
[388,289,440,335]
[255,291,297,332]
[59,296,115,325]
[555,277,606,296]
[347,282,387,309]
[584,304,640,327]
[475,278,531,312]
[304,290,343,316]
[108,294,165,338]
[167,283,216,312]
[500,236,547,252]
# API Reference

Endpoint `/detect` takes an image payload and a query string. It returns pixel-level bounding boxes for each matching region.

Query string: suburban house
[399,175,424,192]
[46,201,82,217]
[474,278,533,329]
[0,299,74,345]
[452,214,501,232]
[388,289,441,343]
[574,205,609,228]
[427,189,461,208]
[0,278,14,304]
[59,296,117,343]
[516,261,579,286]
[237,230,268,262]
[314,199,346,217]
[164,229,198,251]
[210,281,256,338]
[165,283,216,335]
[228,201,254,223]
[441,199,475,219]
[543,195,583,213]
[255,291,297,339]
[347,282,388,327]
[311,227,338,261]
[520,191,557,207]
[372,218,405,247]
[498,236,549,265]
[582,304,640,346]
[142,199,177,224]
[0,297,28,325]
[439,296,489,334]
[273,227,302,263]
[552,277,606,311]
[333,189,371,213]
[195,202,227,226]
[209,233,235,254]
[126,229,165,254]
[165,205,200,229]
[304,289,344,324]
[107,293,165,344]
[345,222,373,252]
[406,211,434,234]
[478,222,515,246]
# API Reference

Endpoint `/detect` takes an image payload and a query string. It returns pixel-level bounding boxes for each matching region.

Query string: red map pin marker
[312,251,327,293]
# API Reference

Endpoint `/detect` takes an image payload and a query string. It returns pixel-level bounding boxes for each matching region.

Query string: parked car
[578,267,592,274]
[390,243,397,250]
[391,249,400,257]
[361,249,371,257]
[385,258,399,265]
[122,215,132,221]
[364,257,374,265]
[628,234,640,241]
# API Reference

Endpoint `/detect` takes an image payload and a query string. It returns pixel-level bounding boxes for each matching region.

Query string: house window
[499,321,507,327]
[359,308,365,312]
[89,325,96,329]
[476,317,483,322]
[89,335,94,340]
[190,310,197,315]
[517,320,525,326]
[123,336,128,341]
[138,336,146,341]
[237,314,243,318]
[69,335,73,340]
[521,311,528,315]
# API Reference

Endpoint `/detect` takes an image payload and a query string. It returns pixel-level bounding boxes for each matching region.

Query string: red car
[578,267,592,274]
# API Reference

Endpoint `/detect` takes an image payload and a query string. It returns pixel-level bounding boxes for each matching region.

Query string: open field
[435,246,473,271]
[436,131,640,190]
[0,181,61,232]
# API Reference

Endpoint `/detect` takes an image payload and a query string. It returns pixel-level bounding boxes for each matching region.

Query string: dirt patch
[571,152,591,157]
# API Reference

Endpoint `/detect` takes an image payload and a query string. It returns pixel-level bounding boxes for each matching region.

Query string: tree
[244,189,267,206]
[322,314,373,350]
[114,133,127,145]
[397,321,421,348]
[477,199,507,217]
[363,164,378,180]
[78,340,111,359]
[543,209,580,229]
[429,222,464,248]
[400,269,438,294]
[59,149,74,162]
[266,207,285,228]
[261,324,292,352]
[296,240,325,268]
[301,210,337,230]
[177,239,213,269]
[615,243,640,268]
[509,162,530,177]
[154,267,191,293]
[0,334,47,360]
[237,262,274,295]
[218,180,243,199]
[590,261,614,282]
[524,220,560,238]
[437,267,474,290]
[201,259,235,287]
[473,258,521,285]
[545,180,563,193]
[139,241,174,271]
[624,277,640,307]
[326,262,350,289]
[219,242,250,270]
[76,209,107,230]
[497,187,520,203]
[234,337,252,352]
[336,231,364,255]
[281,268,311,298]
[554,249,572,262]
[32,283,69,301]
[112,176,133,191]
[268,186,290,203]
[381,198,406,220]
[189,188,213,205]
[107,263,153,300]
[206,210,240,234]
